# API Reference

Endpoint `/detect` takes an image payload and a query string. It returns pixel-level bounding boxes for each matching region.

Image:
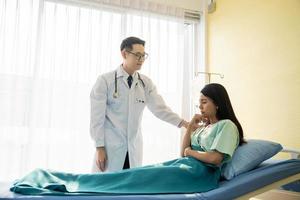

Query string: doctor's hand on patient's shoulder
[96,147,107,172]
[188,114,207,132]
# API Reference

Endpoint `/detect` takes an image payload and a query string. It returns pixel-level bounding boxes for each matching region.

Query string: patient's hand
[96,147,107,172]
[184,147,192,157]
[188,114,207,131]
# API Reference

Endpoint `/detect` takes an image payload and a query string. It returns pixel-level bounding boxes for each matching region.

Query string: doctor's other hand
[96,147,107,172]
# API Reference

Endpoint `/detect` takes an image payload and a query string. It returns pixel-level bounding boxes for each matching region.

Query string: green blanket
[11,157,220,195]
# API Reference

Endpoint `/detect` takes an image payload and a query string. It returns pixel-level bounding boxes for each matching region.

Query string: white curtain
[0,0,195,181]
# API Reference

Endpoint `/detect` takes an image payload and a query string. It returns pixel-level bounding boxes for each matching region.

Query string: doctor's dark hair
[201,83,245,145]
[120,37,145,51]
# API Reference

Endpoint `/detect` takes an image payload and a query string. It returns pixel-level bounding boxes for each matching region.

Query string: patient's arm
[181,114,205,157]
[184,147,224,166]
[181,126,193,157]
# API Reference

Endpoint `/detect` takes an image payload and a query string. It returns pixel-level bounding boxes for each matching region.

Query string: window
[0,0,200,181]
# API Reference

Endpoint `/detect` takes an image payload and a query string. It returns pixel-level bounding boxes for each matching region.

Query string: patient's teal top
[191,119,239,164]
[11,120,239,195]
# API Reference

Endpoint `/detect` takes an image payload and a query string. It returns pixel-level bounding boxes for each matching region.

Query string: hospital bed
[1,148,299,200]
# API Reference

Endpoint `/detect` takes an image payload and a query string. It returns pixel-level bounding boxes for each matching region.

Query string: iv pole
[195,72,224,83]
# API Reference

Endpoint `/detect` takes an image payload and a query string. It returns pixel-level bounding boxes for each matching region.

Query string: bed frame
[236,147,300,200]
[1,148,300,200]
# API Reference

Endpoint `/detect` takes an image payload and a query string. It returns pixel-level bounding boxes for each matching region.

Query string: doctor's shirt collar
[119,65,137,80]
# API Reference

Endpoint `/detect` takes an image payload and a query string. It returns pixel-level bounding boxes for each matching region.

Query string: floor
[250,189,300,200]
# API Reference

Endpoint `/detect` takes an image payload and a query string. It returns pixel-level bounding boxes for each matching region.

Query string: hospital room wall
[148,0,300,151]
[206,0,300,152]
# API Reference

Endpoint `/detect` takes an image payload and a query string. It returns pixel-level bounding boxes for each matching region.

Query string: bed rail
[281,147,300,159]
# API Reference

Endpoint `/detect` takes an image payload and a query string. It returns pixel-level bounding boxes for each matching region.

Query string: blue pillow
[221,139,283,180]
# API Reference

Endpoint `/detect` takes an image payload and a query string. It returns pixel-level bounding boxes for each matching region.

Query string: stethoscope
[113,70,145,98]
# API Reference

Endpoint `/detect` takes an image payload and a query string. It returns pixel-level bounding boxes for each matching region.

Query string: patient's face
[199,94,217,118]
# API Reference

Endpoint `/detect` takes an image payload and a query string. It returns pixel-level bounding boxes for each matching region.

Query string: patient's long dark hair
[201,83,246,145]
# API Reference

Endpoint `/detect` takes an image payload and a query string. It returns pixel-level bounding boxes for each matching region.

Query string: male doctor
[90,36,188,172]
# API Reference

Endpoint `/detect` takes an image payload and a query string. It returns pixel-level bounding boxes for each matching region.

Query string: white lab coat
[90,66,182,172]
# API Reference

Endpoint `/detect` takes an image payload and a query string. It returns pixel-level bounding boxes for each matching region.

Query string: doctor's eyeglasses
[126,50,148,61]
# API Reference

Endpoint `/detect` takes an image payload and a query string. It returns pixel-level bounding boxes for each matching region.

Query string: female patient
[11,83,245,195]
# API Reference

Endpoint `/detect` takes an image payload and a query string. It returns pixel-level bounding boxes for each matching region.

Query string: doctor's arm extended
[145,78,188,128]
[90,76,108,172]
[181,114,224,166]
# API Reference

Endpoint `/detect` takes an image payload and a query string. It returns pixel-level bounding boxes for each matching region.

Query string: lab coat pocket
[134,92,146,113]
[134,84,146,103]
